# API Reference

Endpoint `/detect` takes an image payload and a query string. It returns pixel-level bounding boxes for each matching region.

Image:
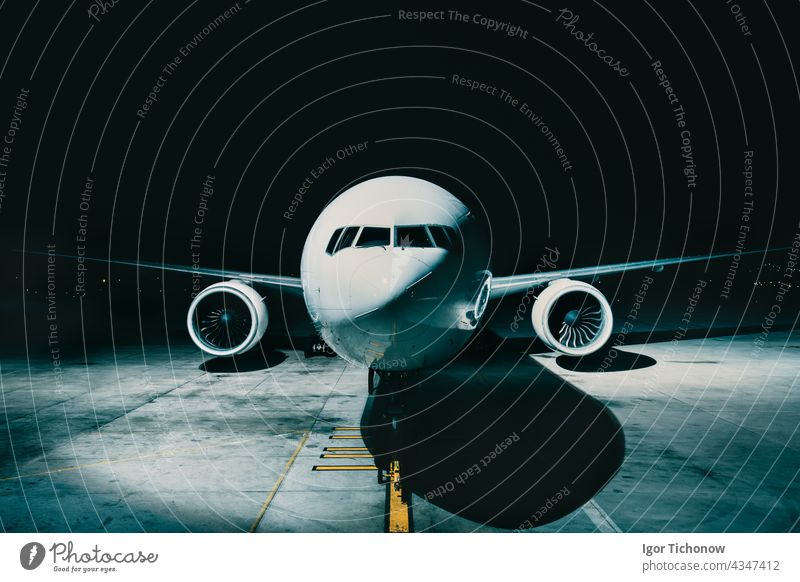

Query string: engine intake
[187,280,268,356]
[531,279,613,356]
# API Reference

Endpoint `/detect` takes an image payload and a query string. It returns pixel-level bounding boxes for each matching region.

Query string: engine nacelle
[187,280,268,357]
[531,278,613,356]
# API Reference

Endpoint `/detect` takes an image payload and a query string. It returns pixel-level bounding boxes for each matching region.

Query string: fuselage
[300,176,491,371]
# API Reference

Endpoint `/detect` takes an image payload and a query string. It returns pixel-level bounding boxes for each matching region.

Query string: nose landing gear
[379,459,411,532]
[367,369,407,431]
[368,368,413,532]
[367,367,380,395]
[367,368,413,396]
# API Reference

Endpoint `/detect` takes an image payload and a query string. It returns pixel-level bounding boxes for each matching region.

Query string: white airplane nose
[349,252,432,316]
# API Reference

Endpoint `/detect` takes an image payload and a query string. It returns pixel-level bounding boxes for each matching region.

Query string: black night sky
[0,0,798,355]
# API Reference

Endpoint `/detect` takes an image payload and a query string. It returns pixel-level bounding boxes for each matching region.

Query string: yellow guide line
[312,465,378,471]
[333,427,361,431]
[321,454,374,459]
[386,459,411,533]
[249,431,310,532]
[324,447,369,451]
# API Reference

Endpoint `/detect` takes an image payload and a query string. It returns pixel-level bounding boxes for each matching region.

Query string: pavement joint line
[247,361,345,531]
[582,499,622,532]
[244,375,280,397]
[249,430,310,532]
[0,437,257,482]
[0,369,209,423]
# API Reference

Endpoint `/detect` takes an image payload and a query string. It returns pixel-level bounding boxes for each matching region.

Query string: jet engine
[531,278,613,356]
[187,280,268,357]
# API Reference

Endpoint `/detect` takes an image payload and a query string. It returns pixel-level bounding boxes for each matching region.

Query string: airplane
[60,175,774,393]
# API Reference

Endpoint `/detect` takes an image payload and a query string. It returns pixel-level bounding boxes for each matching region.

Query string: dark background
[0,0,798,356]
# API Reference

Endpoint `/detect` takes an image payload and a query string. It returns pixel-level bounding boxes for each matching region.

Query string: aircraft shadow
[556,348,657,372]
[361,350,625,530]
[200,348,287,373]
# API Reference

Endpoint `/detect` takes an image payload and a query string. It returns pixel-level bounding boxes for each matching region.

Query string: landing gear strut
[367,369,413,434]
[368,369,412,530]
[367,368,381,395]
[367,369,411,397]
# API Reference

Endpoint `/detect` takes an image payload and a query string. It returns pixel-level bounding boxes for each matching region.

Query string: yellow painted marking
[321,454,374,459]
[249,431,310,532]
[312,465,378,471]
[386,459,410,533]
[324,447,369,451]
[333,427,361,431]
[0,437,257,482]
[330,435,363,439]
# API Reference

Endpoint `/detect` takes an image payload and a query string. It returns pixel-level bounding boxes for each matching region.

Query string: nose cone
[350,252,433,317]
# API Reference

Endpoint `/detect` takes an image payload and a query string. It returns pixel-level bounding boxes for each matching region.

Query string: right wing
[489,247,783,300]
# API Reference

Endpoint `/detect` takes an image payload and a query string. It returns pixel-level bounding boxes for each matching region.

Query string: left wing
[27,251,304,295]
[489,247,781,300]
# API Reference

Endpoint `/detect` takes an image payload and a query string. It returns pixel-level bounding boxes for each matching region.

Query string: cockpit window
[330,225,460,253]
[428,225,452,249]
[325,227,344,255]
[396,226,433,248]
[355,227,390,248]
[334,226,359,253]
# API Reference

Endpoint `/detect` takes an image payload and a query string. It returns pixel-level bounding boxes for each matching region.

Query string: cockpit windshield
[325,227,344,254]
[396,226,431,248]
[427,225,453,250]
[356,227,390,248]
[333,227,359,254]
[326,224,460,255]
[395,225,459,250]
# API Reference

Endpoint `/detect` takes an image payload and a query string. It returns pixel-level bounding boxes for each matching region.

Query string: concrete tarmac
[0,331,797,532]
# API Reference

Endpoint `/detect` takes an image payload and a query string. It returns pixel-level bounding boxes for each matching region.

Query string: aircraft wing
[32,252,304,295]
[489,247,780,300]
